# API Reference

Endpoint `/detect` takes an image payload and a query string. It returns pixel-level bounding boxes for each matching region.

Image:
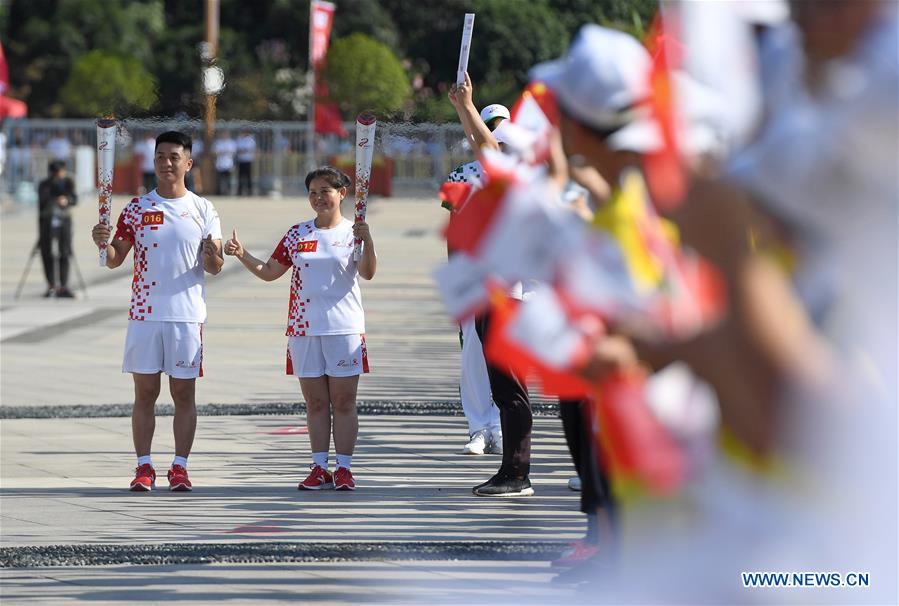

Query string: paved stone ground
[0,415,579,548]
[1,561,606,605]
[0,414,594,604]
[0,195,590,605]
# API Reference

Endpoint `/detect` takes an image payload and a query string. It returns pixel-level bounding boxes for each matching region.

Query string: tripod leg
[14,243,41,300]
[70,250,89,299]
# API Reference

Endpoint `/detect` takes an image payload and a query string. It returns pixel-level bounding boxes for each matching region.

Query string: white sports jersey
[271,218,364,336]
[213,138,236,171]
[113,190,222,322]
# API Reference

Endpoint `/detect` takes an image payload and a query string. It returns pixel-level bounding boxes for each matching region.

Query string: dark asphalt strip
[1,308,120,344]
[2,264,252,345]
[0,400,562,419]
[0,541,570,567]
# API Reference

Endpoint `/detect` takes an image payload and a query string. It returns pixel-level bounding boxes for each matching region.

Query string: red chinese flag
[315,103,346,136]
[309,2,345,137]
[313,77,346,137]
[510,81,560,128]
[439,181,473,211]
[588,371,686,495]
[443,180,508,255]
[650,253,727,336]
[483,288,596,400]
[643,16,686,211]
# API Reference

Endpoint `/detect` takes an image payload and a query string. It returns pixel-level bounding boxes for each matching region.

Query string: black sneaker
[55,287,75,298]
[473,473,534,497]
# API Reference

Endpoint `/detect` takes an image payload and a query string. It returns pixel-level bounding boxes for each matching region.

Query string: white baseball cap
[480,104,511,125]
[530,25,658,152]
[530,24,726,156]
[733,0,789,26]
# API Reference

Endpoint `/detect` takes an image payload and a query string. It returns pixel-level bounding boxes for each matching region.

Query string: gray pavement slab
[1,416,580,547]
[0,415,587,604]
[0,560,602,605]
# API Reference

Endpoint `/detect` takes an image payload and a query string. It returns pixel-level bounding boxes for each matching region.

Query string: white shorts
[286,334,369,378]
[123,320,204,379]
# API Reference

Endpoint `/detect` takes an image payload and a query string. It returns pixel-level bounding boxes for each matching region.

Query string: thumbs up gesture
[224,228,244,258]
[201,234,218,260]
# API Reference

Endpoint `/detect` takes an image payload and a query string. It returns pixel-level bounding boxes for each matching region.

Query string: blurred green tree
[59,50,158,117]
[2,0,657,120]
[331,0,401,54]
[377,0,656,119]
[551,0,657,38]
[322,33,410,119]
[466,0,568,111]
[5,0,164,117]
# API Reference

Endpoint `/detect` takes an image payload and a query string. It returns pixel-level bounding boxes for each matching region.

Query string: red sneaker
[130,464,156,491]
[167,465,192,492]
[334,466,356,491]
[298,464,334,490]
[552,540,599,568]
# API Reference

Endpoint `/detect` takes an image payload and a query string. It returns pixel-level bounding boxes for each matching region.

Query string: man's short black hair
[48,160,66,173]
[305,166,351,191]
[155,131,192,153]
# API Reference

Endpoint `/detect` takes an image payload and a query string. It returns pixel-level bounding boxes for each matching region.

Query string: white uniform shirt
[236,134,256,163]
[139,138,156,173]
[213,138,237,172]
[113,190,222,322]
[271,218,364,336]
[46,136,71,161]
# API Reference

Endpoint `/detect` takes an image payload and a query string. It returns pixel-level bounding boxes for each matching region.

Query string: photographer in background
[37,160,77,298]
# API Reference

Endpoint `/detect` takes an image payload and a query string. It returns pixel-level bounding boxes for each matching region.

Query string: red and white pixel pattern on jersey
[271,222,316,336]
[114,197,158,321]
[112,191,220,323]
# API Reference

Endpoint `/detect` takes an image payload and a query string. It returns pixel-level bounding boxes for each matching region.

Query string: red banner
[314,80,347,137]
[310,1,336,70]
[0,41,8,96]
[309,1,344,136]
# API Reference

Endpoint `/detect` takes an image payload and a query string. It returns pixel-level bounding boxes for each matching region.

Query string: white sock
[172,456,188,469]
[137,455,153,468]
[312,452,329,469]
[335,454,352,470]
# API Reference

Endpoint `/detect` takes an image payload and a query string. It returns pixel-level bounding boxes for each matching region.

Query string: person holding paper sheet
[447,71,534,497]
[444,72,509,457]
[224,166,377,492]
